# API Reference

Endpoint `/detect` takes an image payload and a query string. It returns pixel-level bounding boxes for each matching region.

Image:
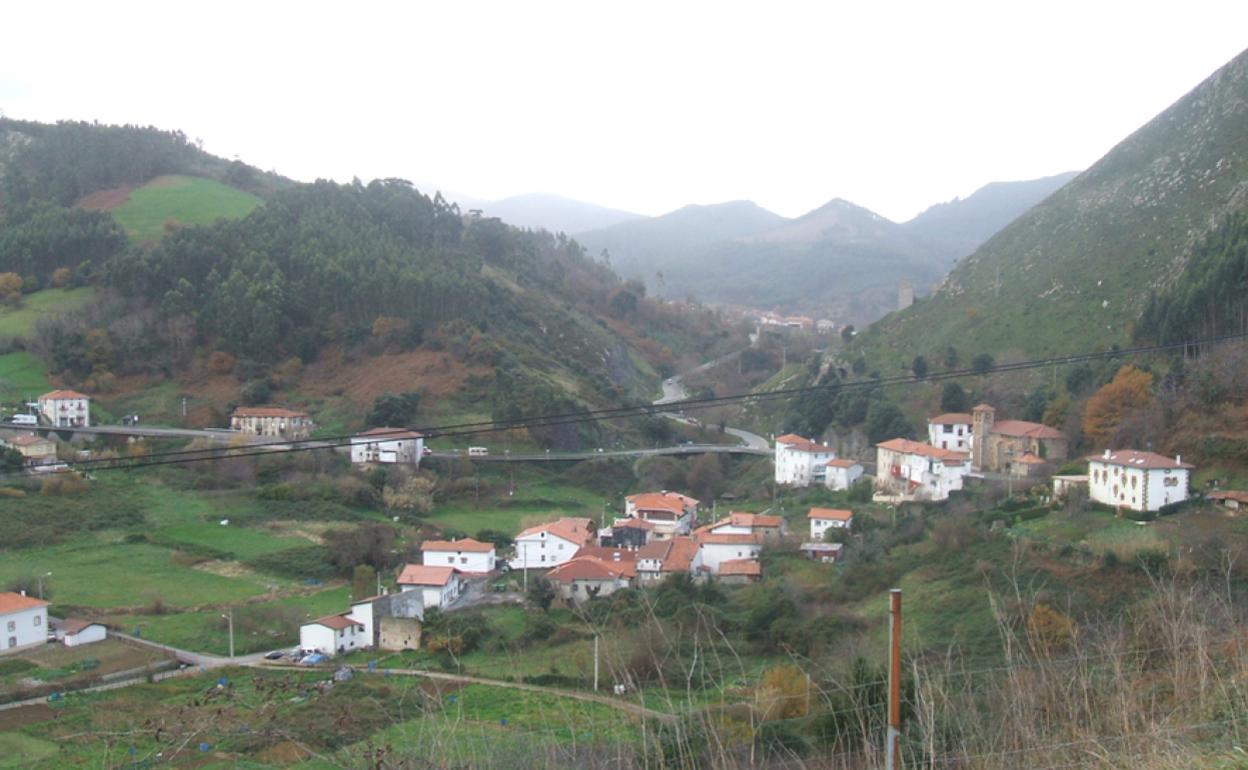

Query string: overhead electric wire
[13,330,1247,479]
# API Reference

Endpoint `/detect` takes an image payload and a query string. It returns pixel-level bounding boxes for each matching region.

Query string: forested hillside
[0,120,738,441]
[854,47,1248,373]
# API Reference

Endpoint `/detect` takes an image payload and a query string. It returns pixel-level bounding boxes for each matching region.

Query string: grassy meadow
[110,175,261,243]
[0,287,96,343]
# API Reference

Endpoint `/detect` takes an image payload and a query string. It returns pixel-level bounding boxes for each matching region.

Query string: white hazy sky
[2,1,1246,221]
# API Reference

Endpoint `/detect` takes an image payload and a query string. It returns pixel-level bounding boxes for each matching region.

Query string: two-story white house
[635,537,701,585]
[0,592,48,652]
[624,492,698,539]
[350,427,424,466]
[774,434,838,486]
[1088,450,1193,512]
[38,390,90,428]
[299,613,368,657]
[230,407,314,440]
[697,512,786,541]
[824,458,864,491]
[421,538,496,575]
[396,564,463,609]
[695,532,762,574]
[808,507,853,540]
[875,438,971,502]
[927,413,973,452]
[510,517,594,570]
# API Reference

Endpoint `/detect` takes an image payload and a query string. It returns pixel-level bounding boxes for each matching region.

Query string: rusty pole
[886,588,902,770]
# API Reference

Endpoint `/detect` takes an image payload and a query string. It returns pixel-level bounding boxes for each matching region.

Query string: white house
[230,407,314,440]
[396,564,463,610]
[510,517,594,569]
[9,434,57,463]
[624,492,699,539]
[299,613,368,657]
[695,532,762,574]
[808,507,853,540]
[350,427,424,466]
[824,458,864,491]
[57,618,106,647]
[0,592,48,652]
[1087,450,1193,512]
[927,413,973,452]
[38,389,90,428]
[774,434,838,486]
[875,438,971,502]
[545,555,634,603]
[421,538,496,575]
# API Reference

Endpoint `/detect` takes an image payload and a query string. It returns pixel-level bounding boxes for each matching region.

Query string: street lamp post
[37,571,52,600]
[221,610,234,659]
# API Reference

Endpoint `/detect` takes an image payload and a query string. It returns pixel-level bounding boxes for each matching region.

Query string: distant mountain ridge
[471,192,642,234]
[854,46,1248,370]
[574,176,1077,323]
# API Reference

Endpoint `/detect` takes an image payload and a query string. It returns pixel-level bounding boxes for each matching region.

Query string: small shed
[799,542,844,563]
[1210,490,1248,512]
[59,618,107,647]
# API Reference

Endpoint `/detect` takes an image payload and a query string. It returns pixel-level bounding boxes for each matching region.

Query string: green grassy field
[111,175,261,243]
[0,352,52,404]
[0,287,96,343]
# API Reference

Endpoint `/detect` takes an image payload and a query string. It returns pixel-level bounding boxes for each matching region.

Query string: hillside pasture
[0,287,96,344]
[0,352,52,404]
[105,174,261,243]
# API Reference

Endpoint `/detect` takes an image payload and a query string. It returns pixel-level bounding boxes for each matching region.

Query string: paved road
[652,351,771,451]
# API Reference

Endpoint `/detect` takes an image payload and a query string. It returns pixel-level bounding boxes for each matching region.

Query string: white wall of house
[559,577,631,602]
[347,601,375,644]
[399,577,461,610]
[1088,461,1190,512]
[810,516,851,540]
[1,606,47,652]
[876,447,969,501]
[63,625,106,647]
[927,422,972,452]
[510,532,581,569]
[350,436,423,465]
[699,542,761,573]
[774,442,837,486]
[824,464,864,491]
[423,548,495,573]
[298,620,367,657]
[38,395,89,428]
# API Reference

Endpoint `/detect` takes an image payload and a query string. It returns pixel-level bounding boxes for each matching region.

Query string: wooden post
[886,588,902,770]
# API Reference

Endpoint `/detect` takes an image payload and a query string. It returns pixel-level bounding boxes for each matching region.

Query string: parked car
[422,446,433,456]
[467,446,488,457]
[264,650,285,660]
[300,652,328,666]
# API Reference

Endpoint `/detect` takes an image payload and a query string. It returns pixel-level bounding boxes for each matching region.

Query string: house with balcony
[38,390,89,428]
[875,438,970,501]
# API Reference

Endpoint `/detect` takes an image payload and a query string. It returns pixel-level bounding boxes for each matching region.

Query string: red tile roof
[515,517,595,546]
[808,507,854,521]
[546,555,633,583]
[40,389,89,400]
[421,537,494,553]
[775,434,834,453]
[718,559,762,577]
[1211,490,1248,504]
[396,564,457,586]
[661,537,700,572]
[636,540,673,562]
[60,618,103,635]
[9,434,52,447]
[626,492,699,514]
[310,613,361,630]
[700,512,784,533]
[695,532,762,546]
[1088,450,1193,470]
[826,458,861,468]
[990,420,1066,440]
[0,592,48,614]
[876,438,969,464]
[1015,452,1047,465]
[928,412,972,425]
[357,426,424,439]
[232,407,309,419]
[614,517,655,530]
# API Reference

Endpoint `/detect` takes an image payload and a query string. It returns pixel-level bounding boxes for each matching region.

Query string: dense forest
[1136,213,1248,345]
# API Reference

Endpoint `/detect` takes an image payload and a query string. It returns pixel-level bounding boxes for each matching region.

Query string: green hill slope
[104,174,262,243]
[855,47,1248,371]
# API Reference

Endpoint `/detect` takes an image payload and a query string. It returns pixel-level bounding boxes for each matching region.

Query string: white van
[10,414,37,426]
[467,446,489,457]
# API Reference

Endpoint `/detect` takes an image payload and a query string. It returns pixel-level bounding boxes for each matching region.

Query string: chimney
[613,552,621,562]
[1176,455,1181,465]
[1103,449,1111,459]
[19,590,25,597]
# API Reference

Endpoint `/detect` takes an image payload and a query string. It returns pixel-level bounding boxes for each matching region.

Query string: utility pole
[37,571,52,600]
[222,609,235,659]
[886,589,902,770]
[593,634,600,691]
[522,543,528,593]
[182,397,188,418]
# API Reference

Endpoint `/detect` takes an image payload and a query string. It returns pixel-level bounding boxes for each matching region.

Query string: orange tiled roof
[1088,450,1193,470]
[876,438,968,464]
[807,507,853,521]
[0,592,48,614]
[396,564,457,586]
[515,517,595,546]
[40,390,89,400]
[626,491,699,514]
[421,537,494,553]
[546,556,632,583]
[775,434,834,453]
[928,412,972,425]
[232,407,309,419]
[310,614,360,630]
[826,458,861,468]
[991,420,1066,440]
[718,559,762,577]
[357,426,423,439]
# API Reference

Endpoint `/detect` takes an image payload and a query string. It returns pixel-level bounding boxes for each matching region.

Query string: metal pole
[523,543,528,593]
[886,588,902,770]
[228,609,235,659]
[593,635,600,691]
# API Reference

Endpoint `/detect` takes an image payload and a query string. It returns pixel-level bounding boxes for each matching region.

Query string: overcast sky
[2,1,1246,221]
